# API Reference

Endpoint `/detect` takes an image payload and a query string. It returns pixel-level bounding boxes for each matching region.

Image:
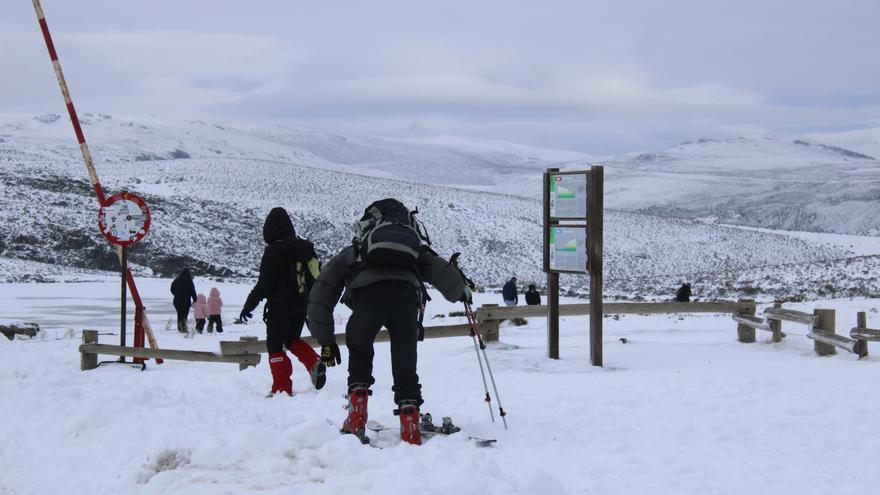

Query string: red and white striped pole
[32,0,105,204]
[32,0,163,363]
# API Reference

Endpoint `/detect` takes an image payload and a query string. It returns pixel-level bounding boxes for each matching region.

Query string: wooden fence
[731,304,871,358]
[217,301,755,361]
[79,329,261,371]
[82,299,874,370]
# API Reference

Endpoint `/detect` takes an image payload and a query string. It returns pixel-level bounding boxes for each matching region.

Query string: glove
[239,310,253,323]
[321,343,342,367]
[459,286,473,304]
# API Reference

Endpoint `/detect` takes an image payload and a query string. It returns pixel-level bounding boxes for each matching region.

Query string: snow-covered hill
[2,114,877,299]
[530,137,880,235]
[0,113,587,188]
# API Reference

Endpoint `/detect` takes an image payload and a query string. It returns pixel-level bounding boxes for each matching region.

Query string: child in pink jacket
[192,293,208,334]
[207,287,223,333]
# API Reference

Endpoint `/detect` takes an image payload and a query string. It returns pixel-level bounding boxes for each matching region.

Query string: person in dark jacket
[676,282,692,302]
[239,207,324,396]
[502,277,518,306]
[525,284,541,306]
[307,199,468,446]
[170,268,197,333]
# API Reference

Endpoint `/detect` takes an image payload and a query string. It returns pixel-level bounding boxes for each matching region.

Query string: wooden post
[81,330,98,371]
[480,304,501,342]
[239,336,259,371]
[547,273,560,359]
[589,165,604,367]
[770,302,783,343]
[544,167,560,359]
[856,311,869,359]
[736,298,756,343]
[119,246,127,362]
[813,308,836,356]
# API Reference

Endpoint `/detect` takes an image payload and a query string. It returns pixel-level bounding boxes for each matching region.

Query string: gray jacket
[307,246,466,345]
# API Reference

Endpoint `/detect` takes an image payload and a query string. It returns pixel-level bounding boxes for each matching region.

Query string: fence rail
[219,323,476,356]
[850,327,880,341]
[731,313,774,333]
[477,301,756,320]
[79,330,260,371]
[763,307,817,326]
[807,330,862,355]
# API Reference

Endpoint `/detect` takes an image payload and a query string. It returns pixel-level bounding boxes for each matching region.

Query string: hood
[263,207,295,244]
[196,293,206,304]
[179,268,192,280]
[210,287,220,298]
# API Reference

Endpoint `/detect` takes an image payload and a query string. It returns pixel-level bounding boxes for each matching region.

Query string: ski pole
[449,253,495,423]
[469,311,495,423]
[464,301,508,429]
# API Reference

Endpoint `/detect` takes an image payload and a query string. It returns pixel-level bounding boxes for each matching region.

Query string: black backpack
[354,199,430,267]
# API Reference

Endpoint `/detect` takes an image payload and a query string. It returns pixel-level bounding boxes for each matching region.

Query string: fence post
[813,309,836,356]
[480,304,500,342]
[81,330,98,371]
[238,336,259,371]
[856,311,869,359]
[547,273,560,358]
[736,298,756,343]
[770,302,784,343]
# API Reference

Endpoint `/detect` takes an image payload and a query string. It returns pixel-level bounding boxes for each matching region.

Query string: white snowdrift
[1,281,879,494]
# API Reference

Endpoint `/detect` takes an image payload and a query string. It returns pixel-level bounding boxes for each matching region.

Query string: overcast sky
[3,1,879,154]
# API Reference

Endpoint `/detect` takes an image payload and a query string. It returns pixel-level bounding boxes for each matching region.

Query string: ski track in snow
[1,282,880,494]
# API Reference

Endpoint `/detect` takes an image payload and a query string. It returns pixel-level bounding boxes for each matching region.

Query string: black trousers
[265,311,307,353]
[207,314,223,333]
[174,303,190,324]
[345,280,421,405]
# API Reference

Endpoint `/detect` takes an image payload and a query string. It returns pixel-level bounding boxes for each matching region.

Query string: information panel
[548,227,587,273]
[549,173,587,219]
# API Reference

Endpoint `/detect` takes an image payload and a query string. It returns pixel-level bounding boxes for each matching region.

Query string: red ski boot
[267,352,293,396]
[289,338,326,390]
[341,386,370,443]
[397,401,421,446]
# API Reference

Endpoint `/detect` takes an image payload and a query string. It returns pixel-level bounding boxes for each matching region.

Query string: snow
[2,280,880,494]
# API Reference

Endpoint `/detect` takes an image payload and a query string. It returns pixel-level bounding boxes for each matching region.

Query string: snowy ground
[2,280,880,494]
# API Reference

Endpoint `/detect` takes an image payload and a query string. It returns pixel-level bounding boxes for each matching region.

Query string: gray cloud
[3,0,879,153]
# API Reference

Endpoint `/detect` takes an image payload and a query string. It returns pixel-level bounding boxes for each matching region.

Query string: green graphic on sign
[549,173,587,218]
[549,227,587,273]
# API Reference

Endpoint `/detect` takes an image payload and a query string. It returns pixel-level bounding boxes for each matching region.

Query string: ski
[365,415,496,447]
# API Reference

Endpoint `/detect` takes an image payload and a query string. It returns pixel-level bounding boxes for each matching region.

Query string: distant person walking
[676,282,692,302]
[170,268,197,333]
[525,284,541,306]
[502,277,518,307]
[207,287,224,333]
[192,293,208,333]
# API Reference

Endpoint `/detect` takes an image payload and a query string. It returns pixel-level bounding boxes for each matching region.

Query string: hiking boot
[397,401,421,446]
[341,386,370,443]
[310,361,327,390]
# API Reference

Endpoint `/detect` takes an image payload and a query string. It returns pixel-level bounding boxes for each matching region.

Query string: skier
[170,268,197,333]
[524,284,541,306]
[502,276,518,307]
[206,287,223,333]
[238,207,325,396]
[192,293,208,333]
[307,198,469,445]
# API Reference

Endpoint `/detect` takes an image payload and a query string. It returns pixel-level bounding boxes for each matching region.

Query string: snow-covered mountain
[3,114,879,300]
[527,137,880,235]
[0,113,588,188]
